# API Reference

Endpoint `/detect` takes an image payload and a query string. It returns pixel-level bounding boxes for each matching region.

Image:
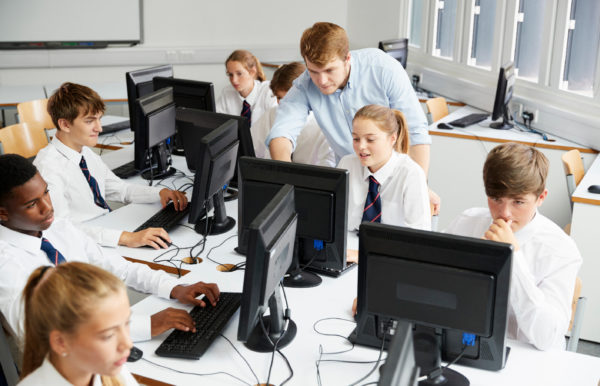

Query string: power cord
[348,326,388,386]
[141,357,252,385]
[218,333,260,386]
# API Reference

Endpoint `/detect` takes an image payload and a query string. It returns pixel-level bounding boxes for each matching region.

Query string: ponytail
[392,109,410,154]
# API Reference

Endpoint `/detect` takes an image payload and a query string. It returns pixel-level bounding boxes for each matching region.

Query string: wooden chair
[562,149,585,211]
[0,123,49,158]
[16,98,55,130]
[567,277,586,352]
[425,97,449,123]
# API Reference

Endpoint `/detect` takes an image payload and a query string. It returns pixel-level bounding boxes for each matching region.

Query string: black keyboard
[155,292,242,360]
[111,161,138,179]
[448,113,489,127]
[134,202,190,232]
[100,119,130,135]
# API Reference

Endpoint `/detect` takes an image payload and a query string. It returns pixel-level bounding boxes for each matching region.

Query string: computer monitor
[490,63,515,130]
[186,116,239,235]
[237,157,351,287]
[379,38,409,69]
[378,321,420,386]
[352,223,511,385]
[133,87,177,180]
[125,64,173,131]
[238,184,298,352]
[153,77,216,155]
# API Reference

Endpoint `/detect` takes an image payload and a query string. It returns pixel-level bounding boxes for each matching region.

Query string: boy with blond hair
[445,142,582,350]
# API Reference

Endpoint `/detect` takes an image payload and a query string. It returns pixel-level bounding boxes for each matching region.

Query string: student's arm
[269,137,294,162]
[0,257,29,339]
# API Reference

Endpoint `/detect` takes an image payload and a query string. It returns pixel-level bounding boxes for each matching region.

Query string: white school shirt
[0,219,178,343]
[33,137,163,247]
[251,105,336,167]
[216,80,277,125]
[337,151,431,231]
[445,208,582,350]
[18,356,139,386]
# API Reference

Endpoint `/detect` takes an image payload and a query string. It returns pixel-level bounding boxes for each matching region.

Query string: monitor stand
[414,326,469,386]
[195,190,236,235]
[244,290,297,352]
[283,240,322,288]
[141,142,177,180]
[489,107,513,130]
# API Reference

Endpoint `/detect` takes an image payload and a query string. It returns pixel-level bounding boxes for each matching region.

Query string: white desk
[84,154,600,386]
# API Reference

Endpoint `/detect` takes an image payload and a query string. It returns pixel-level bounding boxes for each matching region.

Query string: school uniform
[338,151,431,231]
[0,218,179,343]
[216,80,276,125]
[33,137,163,247]
[18,356,139,386]
[445,208,582,350]
[251,105,336,166]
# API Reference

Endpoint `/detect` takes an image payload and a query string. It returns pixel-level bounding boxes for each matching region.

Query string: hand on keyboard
[119,227,171,249]
[159,188,189,211]
[151,307,197,337]
[170,282,221,308]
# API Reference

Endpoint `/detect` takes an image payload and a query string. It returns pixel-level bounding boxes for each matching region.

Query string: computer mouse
[127,346,143,362]
[437,122,453,130]
[588,185,600,194]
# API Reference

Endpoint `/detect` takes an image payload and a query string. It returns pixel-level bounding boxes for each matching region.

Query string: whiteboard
[0,0,140,46]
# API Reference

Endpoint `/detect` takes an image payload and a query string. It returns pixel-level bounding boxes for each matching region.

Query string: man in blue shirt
[267,22,438,212]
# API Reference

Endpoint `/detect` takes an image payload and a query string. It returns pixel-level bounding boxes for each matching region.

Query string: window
[560,0,600,96]
[433,0,458,59]
[468,0,497,69]
[513,0,547,82]
[409,0,424,48]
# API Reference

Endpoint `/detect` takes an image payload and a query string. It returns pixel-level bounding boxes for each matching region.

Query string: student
[33,82,188,249]
[19,262,139,385]
[0,154,220,343]
[216,49,277,126]
[251,62,335,166]
[445,142,582,350]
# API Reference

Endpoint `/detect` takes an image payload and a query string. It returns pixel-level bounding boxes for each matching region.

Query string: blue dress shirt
[266,48,430,161]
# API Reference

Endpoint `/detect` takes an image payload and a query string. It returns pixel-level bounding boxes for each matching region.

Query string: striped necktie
[362,176,382,223]
[241,100,252,125]
[40,237,67,266]
[79,156,111,211]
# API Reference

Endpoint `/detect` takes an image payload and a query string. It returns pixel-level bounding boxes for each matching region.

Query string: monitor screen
[238,184,298,352]
[125,64,173,130]
[237,157,350,278]
[379,38,409,69]
[490,62,515,130]
[352,223,511,381]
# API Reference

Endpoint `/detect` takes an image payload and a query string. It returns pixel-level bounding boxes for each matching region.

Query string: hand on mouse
[170,282,221,308]
[150,307,196,337]
[119,227,171,249]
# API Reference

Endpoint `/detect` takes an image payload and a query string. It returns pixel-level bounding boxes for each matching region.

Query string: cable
[348,327,388,386]
[141,357,252,386]
[443,345,469,370]
[218,334,260,386]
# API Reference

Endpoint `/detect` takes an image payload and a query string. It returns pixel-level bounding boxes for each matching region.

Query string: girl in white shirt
[19,262,139,386]
[339,105,431,263]
[216,49,276,126]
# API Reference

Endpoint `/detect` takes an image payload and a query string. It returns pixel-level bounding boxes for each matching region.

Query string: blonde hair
[21,262,126,386]
[353,105,410,153]
[47,82,106,131]
[270,62,306,94]
[483,142,549,198]
[225,50,266,82]
[300,22,349,66]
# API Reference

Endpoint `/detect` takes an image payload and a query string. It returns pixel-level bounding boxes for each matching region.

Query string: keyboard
[100,119,130,135]
[134,202,190,232]
[448,113,489,127]
[155,292,242,360]
[111,161,138,179]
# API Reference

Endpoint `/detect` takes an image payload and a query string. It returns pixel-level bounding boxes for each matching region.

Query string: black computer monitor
[186,116,239,235]
[490,63,515,130]
[237,157,351,287]
[352,223,512,385]
[378,321,420,386]
[379,38,409,69]
[126,64,174,131]
[133,87,177,180]
[238,184,298,352]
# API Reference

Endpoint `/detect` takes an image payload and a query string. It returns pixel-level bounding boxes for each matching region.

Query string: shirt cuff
[158,276,180,300]
[130,313,152,342]
[409,130,433,146]
[101,228,123,248]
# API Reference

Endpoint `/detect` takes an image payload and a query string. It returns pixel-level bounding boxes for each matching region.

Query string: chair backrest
[17,99,55,130]
[562,149,584,193]
[0,123,49,158]
[425,97,449,122]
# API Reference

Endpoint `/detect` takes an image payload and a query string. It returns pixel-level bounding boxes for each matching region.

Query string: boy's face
[0,172,54,237]
[305,53,351,95]
[487,190,548,233]
[57,110,103,152]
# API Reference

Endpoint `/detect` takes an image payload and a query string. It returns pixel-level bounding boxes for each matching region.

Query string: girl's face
[352,118,397,173]
[226,60,256,98]
[54,289,132,380]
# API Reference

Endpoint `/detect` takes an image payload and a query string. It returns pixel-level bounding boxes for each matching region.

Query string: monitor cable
[347,326,388,386]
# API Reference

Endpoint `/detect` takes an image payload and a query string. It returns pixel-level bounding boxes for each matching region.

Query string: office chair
[561,149,584,234]
[425,97,449,123]
[16,99,55,131]
[0,123,49,158]
[567,277,586,352]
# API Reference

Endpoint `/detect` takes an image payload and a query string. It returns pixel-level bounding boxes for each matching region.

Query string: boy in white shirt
[34,82,188,249]
[445,142,581,350]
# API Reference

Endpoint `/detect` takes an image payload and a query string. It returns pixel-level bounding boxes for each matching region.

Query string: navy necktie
[40,237,67,266]
[362,176,382,223]
[241,100,252,125]
[79,156,111,211]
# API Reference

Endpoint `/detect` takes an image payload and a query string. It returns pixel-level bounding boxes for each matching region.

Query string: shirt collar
[360,151,398,185]
[51,136,83,164]
[346,53,356,90]
[239,80,260,105]
[0,223,43,255]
